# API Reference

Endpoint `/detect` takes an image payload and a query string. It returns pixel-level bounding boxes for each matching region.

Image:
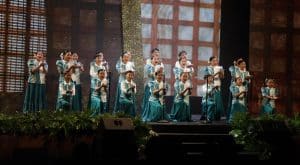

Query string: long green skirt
[119,98,136,117]
[170,101,191,122]
[229,102,247,123]
[201,101,216,121]
[113,84,121,113]
[57,96,73,111]
[90,95,101,116]
[214,90,224,120]
[72,84,82,112]
[261,103,275,115]
[35,84,47,111]
[141,85,150,114]
[142,100,169,122]
[23,83,37,113]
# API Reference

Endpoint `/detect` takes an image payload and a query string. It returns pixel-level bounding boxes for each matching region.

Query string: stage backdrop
[249,0,300,115]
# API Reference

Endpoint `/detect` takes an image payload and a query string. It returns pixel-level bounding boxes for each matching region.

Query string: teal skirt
[72,84,82,112]
[119,97,136,117]
[113,84,121,113]
[90,95,101,116]
[57,96,73,111]
[35,84,47,111]
[23,83,37,113]
[261,103,275,115]
[214,90,224,120]
[142,100,169,122]
[201,101,216,121]
[141,85,150,114]
[229,102,247,123]
[170,101,191,122]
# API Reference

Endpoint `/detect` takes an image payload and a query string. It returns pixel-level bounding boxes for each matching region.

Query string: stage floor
[147,115,228,126]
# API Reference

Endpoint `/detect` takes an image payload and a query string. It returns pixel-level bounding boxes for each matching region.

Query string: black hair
[209,56,217,62]
[155,70,163,76]
[97,69,105,74]
[237,59,244,65]
[178,50,187,58]
[151,48,160,54]
[121,51,129,58]
[94,52,103,59]
[62,50,71,56]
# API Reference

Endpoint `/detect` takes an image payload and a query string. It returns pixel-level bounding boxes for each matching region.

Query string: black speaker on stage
[92,118,137,160]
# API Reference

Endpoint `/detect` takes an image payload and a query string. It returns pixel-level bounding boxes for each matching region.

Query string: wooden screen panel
[47,0,106,110]
[249,0,300,115]
[141,0,221,96]
[0,0,47,93]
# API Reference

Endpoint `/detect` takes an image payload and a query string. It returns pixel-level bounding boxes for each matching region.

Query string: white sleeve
[90,63,97,78]
[121,82,127,94]
[59,84,66,95]
[72,85,76,96]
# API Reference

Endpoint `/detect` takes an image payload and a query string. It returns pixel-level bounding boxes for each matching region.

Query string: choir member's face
[64,72,72,81]
[95,55,103,63]
[152,56,159,65]
[267,80,275,88]
[36,51,44,61]
[236,77,243,86]
[122,54,129,63]
[98,71,105,79]
[239,61,246,70]
[64,52,72,61]
[151,50,160,58]
[180,58,187,66]
[126,72,134,81]
[211,57,218,66]
[181,73,189,82]
[72,53,79,61]
[207,75,214,83]
[156,72,163,81]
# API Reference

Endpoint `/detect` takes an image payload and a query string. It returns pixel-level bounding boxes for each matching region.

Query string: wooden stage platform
[144,119,258,160]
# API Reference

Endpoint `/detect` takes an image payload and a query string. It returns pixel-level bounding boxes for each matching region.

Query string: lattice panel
[141,0,221,96]
[0,0,47,93]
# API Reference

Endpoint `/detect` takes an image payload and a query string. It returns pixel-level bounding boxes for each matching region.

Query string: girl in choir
[114,51,135,113]
[118,70,136,117]
[142,54,164,113]
[56,50,73,84]
[145,48,162,66]
[173,52,194,85]
[36,52,48,111]
[170,72,192,122]
[227,58,250,119]
[236,59,252,86]
[175,50,193,69]
[261,79,279,115]
[57,70,76,111]
[229,76,248,123]
[71,52,84,112]
[89,52,108,109]
[23,51,48,112]
[227,58,240,118]
[200,74,217,123]
[142,70,170,122]
[90,69,108,116]
[205,56,224,120]
[56,50,74,111]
